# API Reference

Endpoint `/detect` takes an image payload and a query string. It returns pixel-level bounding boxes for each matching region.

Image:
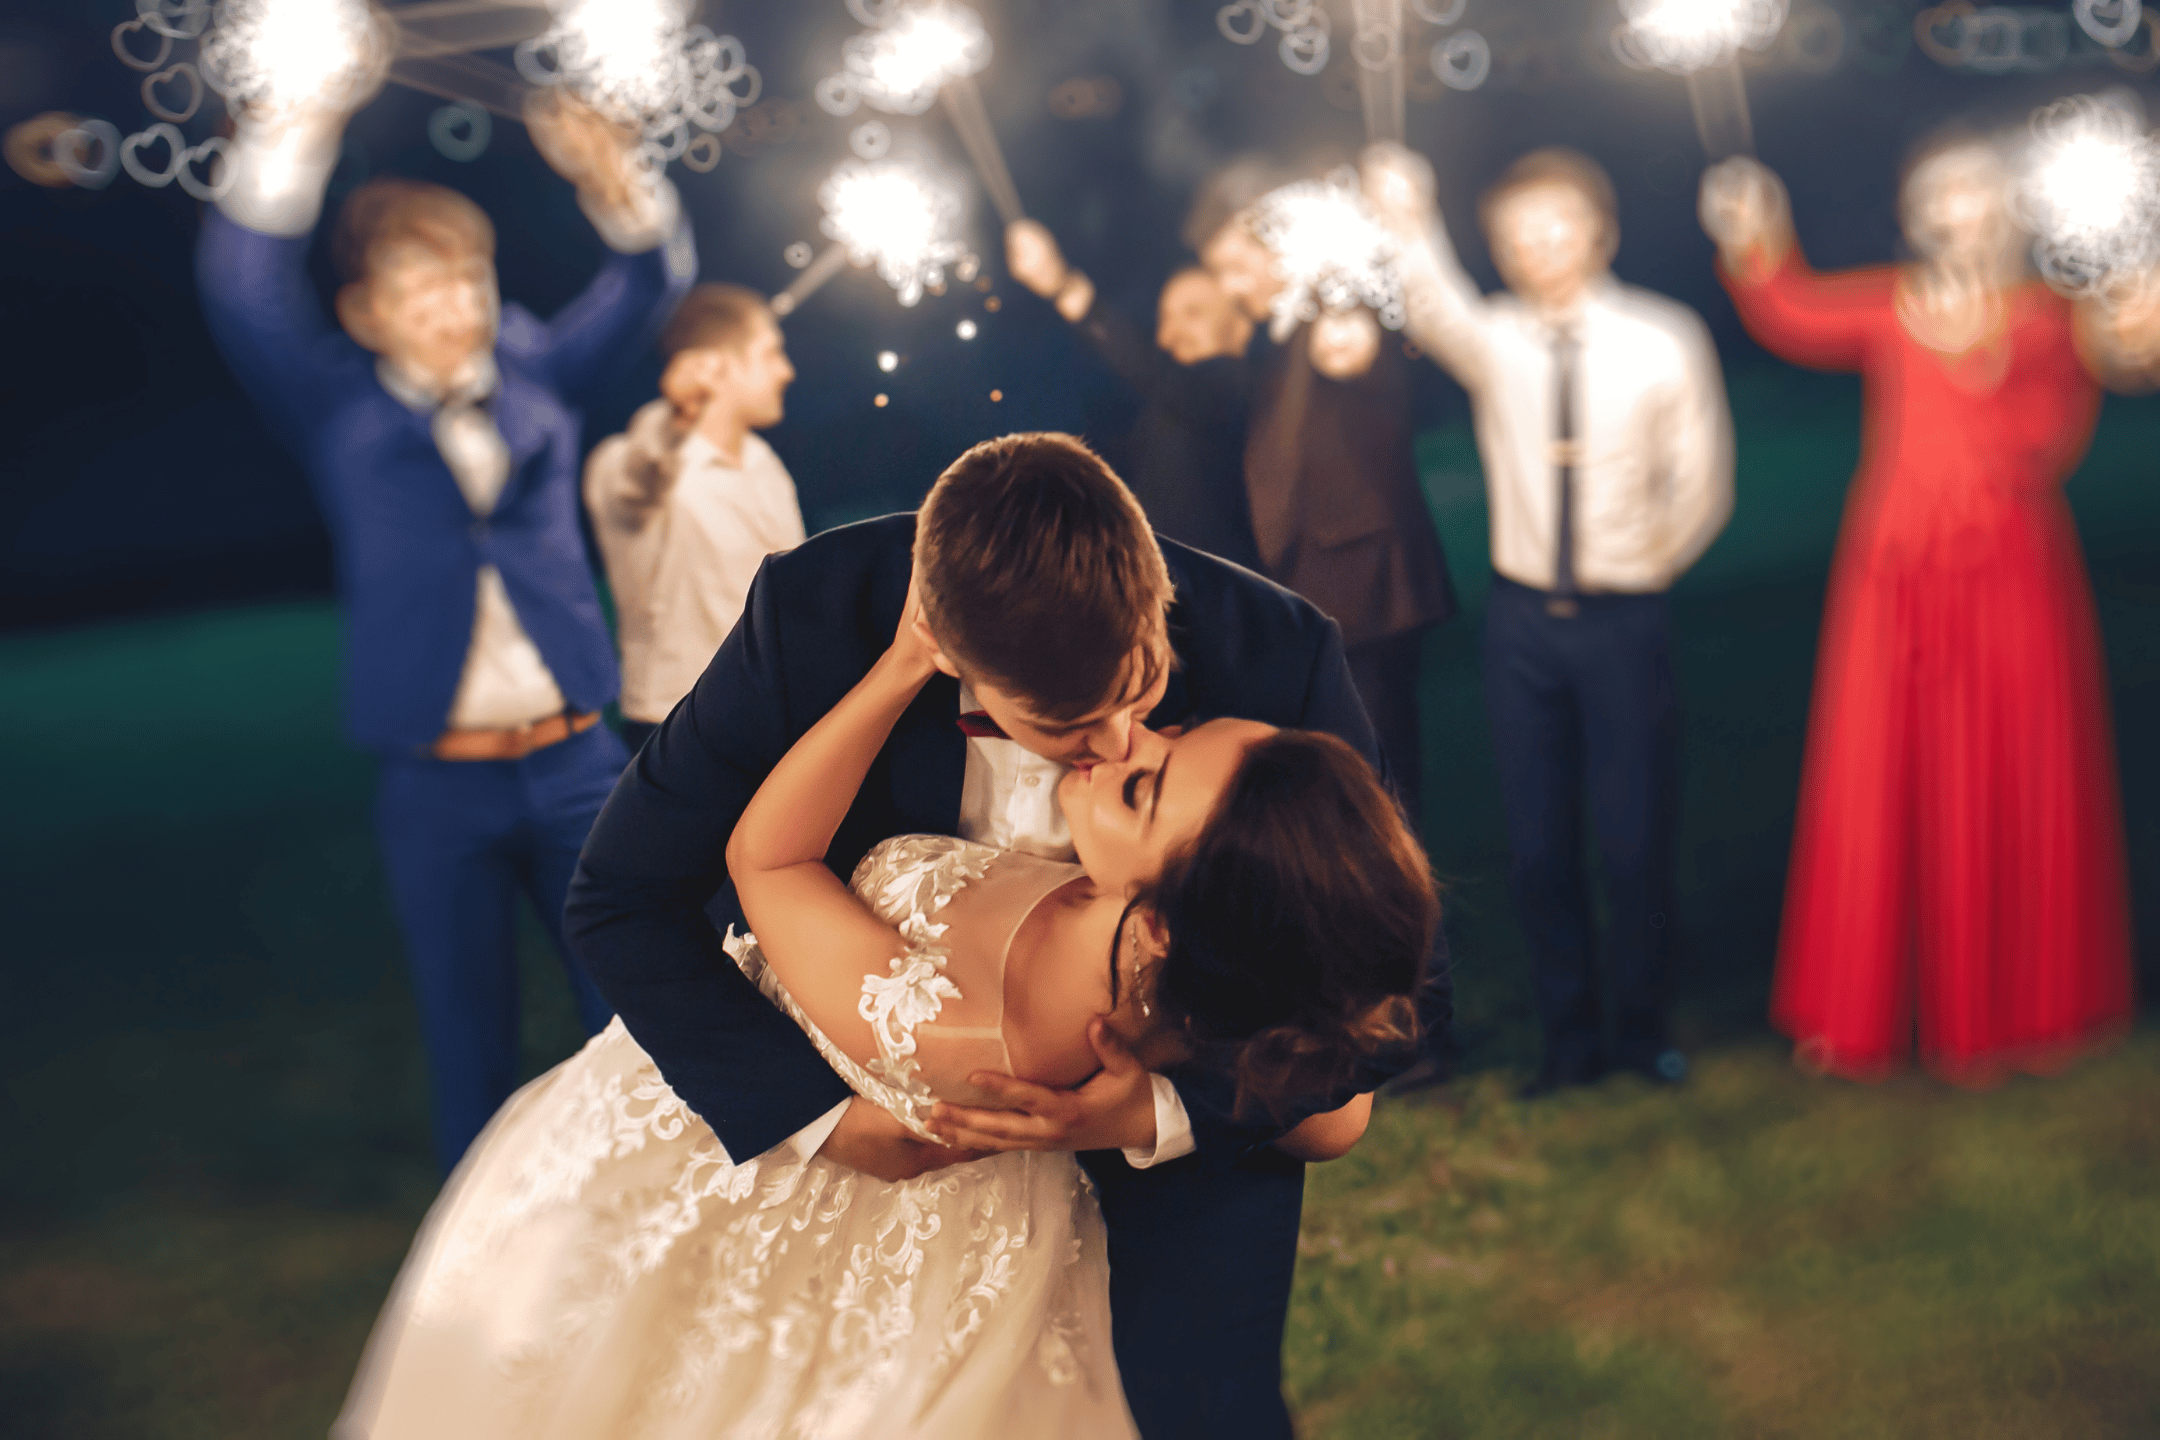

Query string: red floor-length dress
[1724,255,2135,1082]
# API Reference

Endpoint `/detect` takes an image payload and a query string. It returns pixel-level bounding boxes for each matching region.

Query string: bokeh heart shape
[176,134,231,200]
[109,16,174,73]
[142,63,203,125]
[427,102,491,163]
[120,122,184,187]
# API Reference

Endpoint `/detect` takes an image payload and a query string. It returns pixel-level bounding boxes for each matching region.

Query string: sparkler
[816,2,1022,226]
[772,157,975,317]
[1249,169,1408,339]
[2017,93,2160,303]
[1613,0,1788,158]
[198,0,388,118]
[516,0,758,165]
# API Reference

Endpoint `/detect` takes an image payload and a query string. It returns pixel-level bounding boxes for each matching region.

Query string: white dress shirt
[217,114,684,732]
[762,683,1197,1173]
[585,403,807,724]
[1395,217,1734,593]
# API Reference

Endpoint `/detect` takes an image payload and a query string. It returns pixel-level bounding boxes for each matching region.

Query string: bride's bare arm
[725,596,940,1032]
[1272,1092,1373,1163]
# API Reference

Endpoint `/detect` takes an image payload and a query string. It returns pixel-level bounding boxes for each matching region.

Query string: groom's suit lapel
[1150,549,1200,731]
[888,672,967,836]
[852,521,966,838]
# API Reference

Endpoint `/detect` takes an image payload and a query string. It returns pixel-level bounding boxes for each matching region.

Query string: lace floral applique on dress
[726,835,997,1143]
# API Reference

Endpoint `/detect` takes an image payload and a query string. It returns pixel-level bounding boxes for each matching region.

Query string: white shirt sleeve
[1396,212,1496,392]
[1120,1074,1197,1168]
[1647,312,1736,580]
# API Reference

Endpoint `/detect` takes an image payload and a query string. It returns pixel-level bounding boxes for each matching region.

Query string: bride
[335,584,1439,1439]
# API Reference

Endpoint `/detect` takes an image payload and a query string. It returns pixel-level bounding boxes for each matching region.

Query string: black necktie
[1549,325,1581,619]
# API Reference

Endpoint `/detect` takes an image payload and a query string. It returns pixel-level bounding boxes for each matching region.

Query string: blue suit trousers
[375,723,625,1170]
[1483,576,1680,1081]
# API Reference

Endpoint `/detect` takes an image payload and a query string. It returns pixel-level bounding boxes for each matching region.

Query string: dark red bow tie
[956,711,1010,740]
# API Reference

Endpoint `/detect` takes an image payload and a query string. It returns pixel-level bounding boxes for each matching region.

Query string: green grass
[1,369,2156,1436]
[1290,1041,2160,1440]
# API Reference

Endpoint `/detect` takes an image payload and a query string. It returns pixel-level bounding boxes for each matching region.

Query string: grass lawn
[1293,1041,2160,1439]
[2,371,2155,1436]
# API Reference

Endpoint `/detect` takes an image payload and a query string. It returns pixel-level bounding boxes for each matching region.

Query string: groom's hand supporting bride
[925,1018,1159,1154]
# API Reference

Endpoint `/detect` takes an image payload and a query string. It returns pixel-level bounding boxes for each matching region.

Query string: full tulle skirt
[335,1019,1138,1439]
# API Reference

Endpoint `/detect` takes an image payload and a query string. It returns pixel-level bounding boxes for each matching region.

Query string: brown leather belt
[431,710,600,762]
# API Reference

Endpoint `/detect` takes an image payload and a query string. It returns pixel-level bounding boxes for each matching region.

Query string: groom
[566,432,1452,1437]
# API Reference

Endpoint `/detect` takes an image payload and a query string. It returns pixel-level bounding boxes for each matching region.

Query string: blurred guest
[585,284,804,755]
[1701,143,2139,1083]
[1368,145,1733,1096]
[195,83,694,1170]
[1190,160,1457,824]
[1005,220,1263,572]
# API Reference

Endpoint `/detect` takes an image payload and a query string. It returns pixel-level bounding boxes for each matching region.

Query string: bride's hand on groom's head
[878,569,953,688]
[926,1020,1158,1155]
[817,1097,991,1184]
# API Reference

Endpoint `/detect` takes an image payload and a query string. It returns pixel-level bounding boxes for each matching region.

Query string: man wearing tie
[1366,145,1733,1096]
[196,82,695,1170]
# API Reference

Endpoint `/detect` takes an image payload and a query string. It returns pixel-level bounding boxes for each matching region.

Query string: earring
[1127,917,1154,1019]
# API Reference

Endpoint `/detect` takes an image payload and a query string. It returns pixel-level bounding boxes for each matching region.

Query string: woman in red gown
[1699,143,2137,1083]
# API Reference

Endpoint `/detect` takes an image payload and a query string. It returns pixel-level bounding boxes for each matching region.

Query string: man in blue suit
[567,433,1453,1436]
[197,87,695,1171]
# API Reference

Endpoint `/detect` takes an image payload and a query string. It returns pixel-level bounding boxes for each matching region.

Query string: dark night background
[2,3,2158,1436]
[9,0,2154,624]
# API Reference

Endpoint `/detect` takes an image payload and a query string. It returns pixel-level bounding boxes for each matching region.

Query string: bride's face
[1059,717,1275,896]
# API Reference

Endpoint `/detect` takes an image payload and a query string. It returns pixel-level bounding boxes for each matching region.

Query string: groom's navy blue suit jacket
[566,513,1453,1438]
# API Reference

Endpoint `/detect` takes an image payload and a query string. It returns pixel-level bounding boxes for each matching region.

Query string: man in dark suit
[1196,190,1458,829]
[196,87,694,1170]
[567,433,1451,1438]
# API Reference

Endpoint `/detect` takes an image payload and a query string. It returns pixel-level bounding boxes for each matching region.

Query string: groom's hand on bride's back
[818,1098,992,1184]
[923,1019,1158,1155]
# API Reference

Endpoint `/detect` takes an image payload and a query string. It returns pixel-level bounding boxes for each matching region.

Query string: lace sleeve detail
[725,835,998,1143]
[722,928,928,1138]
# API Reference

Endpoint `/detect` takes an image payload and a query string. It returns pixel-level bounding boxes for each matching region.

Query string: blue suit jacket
[566,513,1454,1436]
[196,206,693,752]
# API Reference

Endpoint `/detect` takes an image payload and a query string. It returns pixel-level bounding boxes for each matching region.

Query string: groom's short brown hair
[915,433,1173,721]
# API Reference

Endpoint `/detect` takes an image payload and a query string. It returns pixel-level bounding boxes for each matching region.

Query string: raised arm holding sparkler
[196,43,694,1176]
[1698,129,2136,1086]
[1614,0,1787,158]
[818,0,1023,225]
[1365,138,1731,1097]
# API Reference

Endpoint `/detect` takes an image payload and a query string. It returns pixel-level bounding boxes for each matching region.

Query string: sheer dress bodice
[726,834,1087,1140]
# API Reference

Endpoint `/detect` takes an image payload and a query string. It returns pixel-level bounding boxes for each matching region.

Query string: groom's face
[966,643,1171,768]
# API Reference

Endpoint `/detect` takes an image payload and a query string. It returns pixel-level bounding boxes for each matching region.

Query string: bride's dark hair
[1120,729,1439,1120]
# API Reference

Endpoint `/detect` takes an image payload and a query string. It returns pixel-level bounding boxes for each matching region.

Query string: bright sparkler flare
[198,0,386,116]
[818,2,992,117]
[2018,94,2160,302]
[819,158,972,307]
[516,0,757,148]
[1249,169,1408,336]
[1615,0,1788,74]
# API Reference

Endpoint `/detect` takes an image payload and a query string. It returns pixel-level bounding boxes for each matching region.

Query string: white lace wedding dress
[336,835,1138,1439]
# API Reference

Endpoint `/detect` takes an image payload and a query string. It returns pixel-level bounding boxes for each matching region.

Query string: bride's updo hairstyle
[1133,729,1439,1119]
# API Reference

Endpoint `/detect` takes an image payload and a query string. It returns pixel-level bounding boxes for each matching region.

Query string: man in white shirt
[1367,143,1734,1096]
[584,284,805,753]
[197,78,695,1170]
